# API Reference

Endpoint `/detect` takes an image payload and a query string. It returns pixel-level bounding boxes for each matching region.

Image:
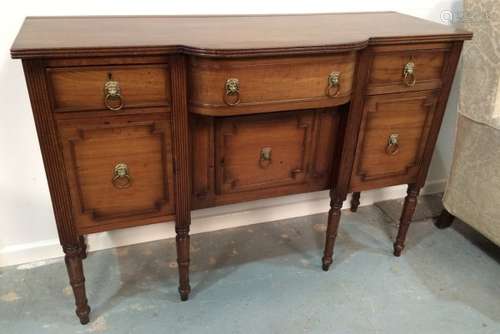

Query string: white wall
[0,0,462,267]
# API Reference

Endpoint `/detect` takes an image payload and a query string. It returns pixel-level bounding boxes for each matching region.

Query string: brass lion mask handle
[259,147,272,169]
[104,73,124,111]
[223,78,240,106]
[385,134,400,156]
[112,163,131,188]
[403,61,416,87]
[326,72,341,97]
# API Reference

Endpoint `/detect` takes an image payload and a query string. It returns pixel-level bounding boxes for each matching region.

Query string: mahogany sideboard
[11,12,472,324]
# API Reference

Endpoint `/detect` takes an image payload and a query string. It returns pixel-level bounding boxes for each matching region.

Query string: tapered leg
[393,185,420,257]
[434,209,455,229]
[63,245,91,325]
[78,236,87,259]
[350,192,361,212]
[170,55,192,301]
[176,227,191,301]
[322,196,344,271]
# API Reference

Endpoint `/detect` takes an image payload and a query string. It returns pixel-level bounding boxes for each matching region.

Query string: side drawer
[189,53,356,116]
[367,43,449,95]
[48,64,171,112]
[350,91,439,191]
[57,114,175,233]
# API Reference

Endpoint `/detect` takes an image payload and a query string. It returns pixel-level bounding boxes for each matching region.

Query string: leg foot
[350,192,361,212]
[179,289,189,301]
[322,195,344,271]
[321,259,332,271]
[435,209,455,229]
[78,311,90,325]
[64,245,91,325]
[393,185,419,257]
[393,244,403,257]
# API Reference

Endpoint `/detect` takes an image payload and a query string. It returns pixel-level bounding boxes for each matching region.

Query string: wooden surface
[11,12,471,58]
[57,114,176,234]
[188,53,355,115]
[191,109,341,209]
[366,43,448,95]
[169,55,192,301]
[350,91,438,191]
[48,64,171,112]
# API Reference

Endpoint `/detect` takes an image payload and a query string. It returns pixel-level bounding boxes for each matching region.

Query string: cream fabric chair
[437,0,500,246]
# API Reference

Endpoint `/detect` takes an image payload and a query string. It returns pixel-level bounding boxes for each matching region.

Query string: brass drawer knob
[223,78,240,106]
[259,147,272,169]
[386,134,400,156]
[112,163,131,188]
[326,72,341,97]
[104,73,124,111]
[403,61,416,87]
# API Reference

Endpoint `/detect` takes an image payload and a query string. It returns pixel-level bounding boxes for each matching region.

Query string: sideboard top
[11,12,472,59]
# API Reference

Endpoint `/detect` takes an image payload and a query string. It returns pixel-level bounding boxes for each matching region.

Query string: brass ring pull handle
[259,147,272,169]
[403,62,416,87]
[223,78,241,106]
[112,163,132,188]
[104,73,124,111]
[326,72,341,97]
[385,134,400,156]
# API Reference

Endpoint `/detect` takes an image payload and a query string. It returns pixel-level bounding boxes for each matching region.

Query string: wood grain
[21,60,79,245]
[22,59,90,324]
[57,114,176,233]
[11,13,471,59]
[191,109,341,209]
[367,44,448,95]
[169,55,192,301]
[350,91,438,191]
[48,64,170,112]
[215,111,314,193]
[189,53,355,115]
[393,184,419,256]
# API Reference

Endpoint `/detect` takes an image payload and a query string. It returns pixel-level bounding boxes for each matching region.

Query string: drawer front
[48,64,171,112]
[215,111,315,194]
[350,91,439,191]
[57,114,175,232]
[367,44,449,95]
[189,53,356,115]
[191,108,341,209]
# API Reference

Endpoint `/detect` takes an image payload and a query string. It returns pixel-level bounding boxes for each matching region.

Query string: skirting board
[0,179,445,268]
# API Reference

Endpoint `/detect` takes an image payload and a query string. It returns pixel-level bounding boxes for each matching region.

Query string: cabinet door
[57,114,175,233]
[215,111,314,194]
[350,91,438,191]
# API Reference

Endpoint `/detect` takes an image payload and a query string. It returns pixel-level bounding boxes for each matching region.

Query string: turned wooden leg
[350,192,361,212]
[393,184,420,257]
[176,227,191,301]
[78,236,87,259]
[322,196,344,271]
[63,245,91,325]
[435,209,455,229]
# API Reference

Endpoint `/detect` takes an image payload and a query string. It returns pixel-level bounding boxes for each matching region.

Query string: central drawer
[215,111,314,194]
[191,108,342,208]
[188,53,356,116]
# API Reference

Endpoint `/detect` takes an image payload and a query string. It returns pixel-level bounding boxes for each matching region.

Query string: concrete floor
[1,196,499,334]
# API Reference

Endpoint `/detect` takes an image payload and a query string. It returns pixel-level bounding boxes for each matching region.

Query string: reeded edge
[10,32,472,59]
